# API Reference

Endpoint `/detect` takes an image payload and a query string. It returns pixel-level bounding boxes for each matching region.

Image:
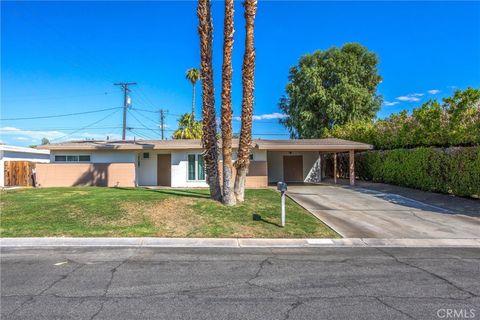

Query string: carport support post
[349,150,355,186]
[333,152,337,184]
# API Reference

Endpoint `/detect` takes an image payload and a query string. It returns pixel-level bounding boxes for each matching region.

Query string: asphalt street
[1,247,479,320]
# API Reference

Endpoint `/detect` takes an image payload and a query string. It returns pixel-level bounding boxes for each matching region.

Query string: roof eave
[257,144,374,151]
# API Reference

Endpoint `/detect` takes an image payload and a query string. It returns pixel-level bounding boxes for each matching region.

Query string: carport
[258,138,373,186]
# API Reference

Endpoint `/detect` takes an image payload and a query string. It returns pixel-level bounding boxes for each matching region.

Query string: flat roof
[37,138,373,151]
[0,144,50,154]
[255,138,373,151]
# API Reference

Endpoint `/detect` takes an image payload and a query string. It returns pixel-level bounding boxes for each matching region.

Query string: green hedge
[355,147,480,198]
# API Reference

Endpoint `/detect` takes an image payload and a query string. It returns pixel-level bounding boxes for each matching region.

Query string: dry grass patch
[117,198,209,236]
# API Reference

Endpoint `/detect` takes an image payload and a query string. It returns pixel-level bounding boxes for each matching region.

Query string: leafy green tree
[443,88,480,145]
[279,43,382,138]
[322,88,480,149]
[41,137,50,145]
[172,113,202,139]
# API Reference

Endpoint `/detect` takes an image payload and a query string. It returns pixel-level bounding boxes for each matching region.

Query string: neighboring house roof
[0,144,50,154]
[37,138,373,151]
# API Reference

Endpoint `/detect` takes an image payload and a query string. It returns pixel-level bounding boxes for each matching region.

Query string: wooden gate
[4,161,36,187]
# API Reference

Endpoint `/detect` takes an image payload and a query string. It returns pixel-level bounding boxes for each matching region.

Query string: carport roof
[255,138,373,151]
[37,138,373,151]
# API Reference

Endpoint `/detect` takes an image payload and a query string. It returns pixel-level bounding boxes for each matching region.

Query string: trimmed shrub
[353,147,480,198]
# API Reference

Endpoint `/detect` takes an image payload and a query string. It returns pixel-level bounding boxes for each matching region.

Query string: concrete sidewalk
[1,237,480,248]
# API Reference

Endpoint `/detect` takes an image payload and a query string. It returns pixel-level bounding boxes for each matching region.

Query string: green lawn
[0,187,338,238]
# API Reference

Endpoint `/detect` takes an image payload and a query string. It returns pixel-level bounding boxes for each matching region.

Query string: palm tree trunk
[234,0,257,203]
[191,84,196,121]
[198,0,222,201]
[220,0,235,206]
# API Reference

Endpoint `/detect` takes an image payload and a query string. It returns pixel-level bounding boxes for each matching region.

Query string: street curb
[1,238,480,248]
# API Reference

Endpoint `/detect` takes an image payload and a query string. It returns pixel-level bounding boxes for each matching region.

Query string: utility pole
[114,82,137,140]
[159,109,168,140]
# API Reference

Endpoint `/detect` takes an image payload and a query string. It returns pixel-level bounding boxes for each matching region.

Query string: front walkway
[287,184,480,239]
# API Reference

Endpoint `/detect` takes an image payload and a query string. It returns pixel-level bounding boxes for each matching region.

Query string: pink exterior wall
[218,160,268,188]
[35,163,136,187]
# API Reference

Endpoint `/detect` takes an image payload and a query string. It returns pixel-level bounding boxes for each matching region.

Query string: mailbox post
[277,182,288,227]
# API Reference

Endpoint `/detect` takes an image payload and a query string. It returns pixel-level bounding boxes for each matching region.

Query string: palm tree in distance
[172,113,202,139]
[234,0,257,202]
[185,68,201,121]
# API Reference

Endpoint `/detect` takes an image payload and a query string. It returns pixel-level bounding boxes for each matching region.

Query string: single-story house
[1,144,50,187]
[35,138,373,188]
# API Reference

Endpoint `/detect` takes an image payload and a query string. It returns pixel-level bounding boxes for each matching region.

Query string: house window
[55,155,90,162]
[188,154,205,181]
[198,155,205,180]
[143,152,150,159]
[188,154,196,180]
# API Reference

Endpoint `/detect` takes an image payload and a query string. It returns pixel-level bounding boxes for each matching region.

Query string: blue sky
[1,1,479,146]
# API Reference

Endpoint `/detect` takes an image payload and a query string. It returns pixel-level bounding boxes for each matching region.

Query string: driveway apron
[287,185,480,239]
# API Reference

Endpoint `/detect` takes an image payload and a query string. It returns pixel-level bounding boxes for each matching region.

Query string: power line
[130,108,283,123]
[1,107,121,121]
[128,109,159,135]
[129,91,155,110]
[51,109,121,142]
[128,128,157,140]
[130,109,161,127]
[134,86,158,108]
[130,107,159,114]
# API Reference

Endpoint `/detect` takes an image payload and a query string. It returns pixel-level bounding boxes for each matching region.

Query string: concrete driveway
[287,185,480,239]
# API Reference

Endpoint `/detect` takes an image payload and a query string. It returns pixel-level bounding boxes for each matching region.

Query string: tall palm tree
[234,0,257,202]
[173,113,202,139]
[185,68,201,120]
[198,0,222,201]
[220,0,235,206]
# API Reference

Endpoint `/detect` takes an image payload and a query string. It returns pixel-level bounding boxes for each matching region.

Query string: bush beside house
[320,88,480,198]
[332,147,480,198]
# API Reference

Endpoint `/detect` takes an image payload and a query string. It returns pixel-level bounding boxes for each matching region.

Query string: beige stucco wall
[218,160,268,188]
[35,163,136,187]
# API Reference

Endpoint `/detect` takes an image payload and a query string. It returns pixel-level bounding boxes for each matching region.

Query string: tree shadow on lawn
[118,187,211,199]
[154,189,210,199]
[113,187,210,199]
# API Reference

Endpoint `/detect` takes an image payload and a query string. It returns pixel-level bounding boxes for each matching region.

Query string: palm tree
[185,68,201,120]
[234,0,257,202]
[198,0,222,201]
[173,113,202,139]
[220,0,236,206]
